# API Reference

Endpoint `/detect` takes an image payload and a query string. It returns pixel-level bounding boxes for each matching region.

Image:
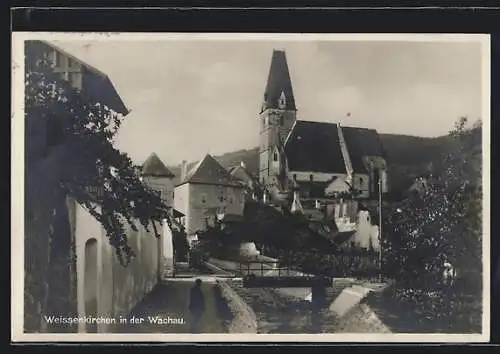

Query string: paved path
[114,280,227,333]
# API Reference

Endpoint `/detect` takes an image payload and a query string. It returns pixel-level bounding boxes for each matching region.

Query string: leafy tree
[24,43,169,332]
[26,45,168,264]
[382,117,482,292]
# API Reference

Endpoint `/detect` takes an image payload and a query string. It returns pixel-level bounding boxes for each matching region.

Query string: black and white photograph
[11,33,490,342]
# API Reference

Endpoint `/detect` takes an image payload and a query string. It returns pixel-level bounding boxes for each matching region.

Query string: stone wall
[328,283,392,333]
[73,203,161,332]
[24,193,78,333]
[215,281,257,333]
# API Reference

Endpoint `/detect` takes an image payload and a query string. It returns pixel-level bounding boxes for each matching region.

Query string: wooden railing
[237,260,312,278]
[257,248,382,279]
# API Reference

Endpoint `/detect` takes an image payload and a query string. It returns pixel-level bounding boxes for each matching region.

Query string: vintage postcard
[11,32,490,343]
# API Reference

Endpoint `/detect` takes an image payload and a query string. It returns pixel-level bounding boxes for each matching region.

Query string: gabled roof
[142,153,175,178]
[262,50,296,111]
[177,154,244,188]
[173,209,185,218]
[229,164,257,185]
[341,126,386,173]
[285,120,347,174]
[27,40,129,116]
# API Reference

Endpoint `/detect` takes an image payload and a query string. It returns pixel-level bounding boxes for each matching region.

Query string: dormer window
[278,91,286,109]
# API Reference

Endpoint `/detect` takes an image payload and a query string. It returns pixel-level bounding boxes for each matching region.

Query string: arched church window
[273,152,278,161]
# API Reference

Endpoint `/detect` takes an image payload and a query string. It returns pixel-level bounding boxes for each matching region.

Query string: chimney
[180,160,188,182]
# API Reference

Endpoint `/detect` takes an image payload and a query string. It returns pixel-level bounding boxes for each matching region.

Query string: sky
[52,38,484,166]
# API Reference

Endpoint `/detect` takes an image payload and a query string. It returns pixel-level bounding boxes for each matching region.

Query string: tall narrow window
[273,152,278,161]
[68,72,83,91]
[278,91,286,109]
[68,57,79,69]
[53,50,62,67]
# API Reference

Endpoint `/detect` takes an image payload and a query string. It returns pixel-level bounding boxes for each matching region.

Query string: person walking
[188,278,206,333]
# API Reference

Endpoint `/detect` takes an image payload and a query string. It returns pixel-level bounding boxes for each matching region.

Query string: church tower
[258,49,297,187]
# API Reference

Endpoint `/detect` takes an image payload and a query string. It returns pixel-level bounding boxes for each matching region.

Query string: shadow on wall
[84,238,98,333]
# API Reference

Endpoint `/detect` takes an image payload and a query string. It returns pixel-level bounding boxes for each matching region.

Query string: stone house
[174,154,246,244]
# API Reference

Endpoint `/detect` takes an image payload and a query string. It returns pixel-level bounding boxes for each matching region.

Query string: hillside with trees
[168,132,457,200]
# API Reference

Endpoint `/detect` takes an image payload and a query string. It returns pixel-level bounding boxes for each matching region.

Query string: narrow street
[114,277,228,333]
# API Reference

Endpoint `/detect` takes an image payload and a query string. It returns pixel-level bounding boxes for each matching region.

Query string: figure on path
[188,278,206,333]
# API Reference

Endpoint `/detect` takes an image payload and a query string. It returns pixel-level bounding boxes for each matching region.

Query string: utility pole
[378,177,383,283]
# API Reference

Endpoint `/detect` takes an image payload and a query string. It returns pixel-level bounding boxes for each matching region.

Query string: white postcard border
[11,32,491,343]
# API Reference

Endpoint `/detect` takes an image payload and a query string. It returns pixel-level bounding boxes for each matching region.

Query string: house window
[68,57,79,69]
[201,194,207,204]
[68,72,83,91]
[360,177,363,184]
[53,50,62,67]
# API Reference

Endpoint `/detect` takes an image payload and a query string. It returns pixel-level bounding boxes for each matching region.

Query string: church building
[258,49,389,207]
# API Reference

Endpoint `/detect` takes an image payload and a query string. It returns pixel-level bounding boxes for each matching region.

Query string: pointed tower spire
[263,50,296,111]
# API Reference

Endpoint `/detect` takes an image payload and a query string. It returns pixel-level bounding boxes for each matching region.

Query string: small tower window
[273,152,278,161]
[278,91,286,109]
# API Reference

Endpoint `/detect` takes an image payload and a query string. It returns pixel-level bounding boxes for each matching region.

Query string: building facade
[174,154,246,243]
[258,49,389,203]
